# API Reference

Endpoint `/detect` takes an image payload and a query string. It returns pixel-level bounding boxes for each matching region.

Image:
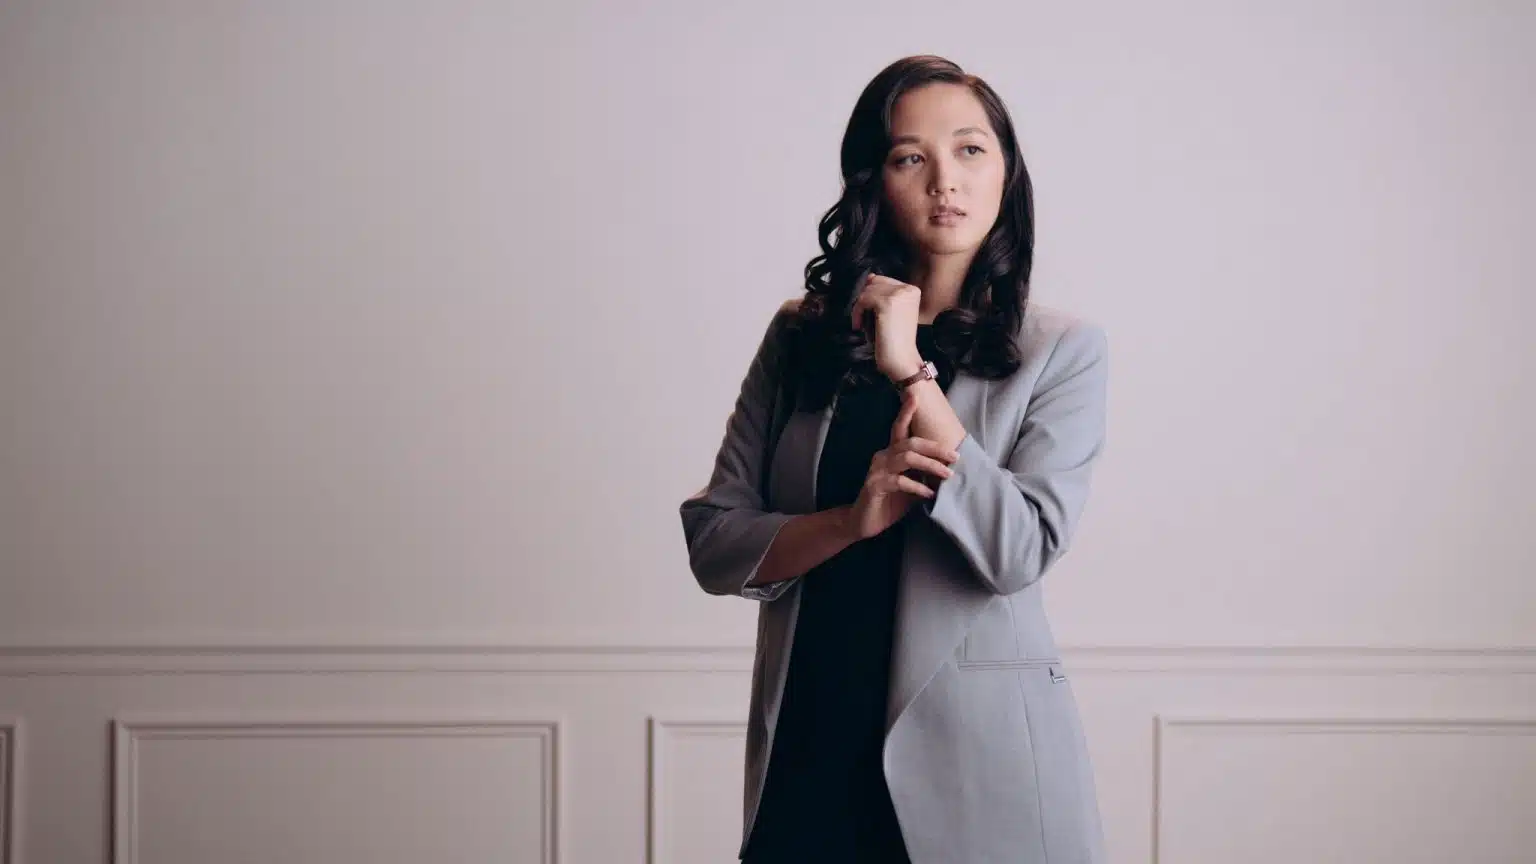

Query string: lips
[930,206,966,219]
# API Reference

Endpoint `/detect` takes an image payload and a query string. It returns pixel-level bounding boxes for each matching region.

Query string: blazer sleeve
[921,321,1109,596]
[678,302,800,602]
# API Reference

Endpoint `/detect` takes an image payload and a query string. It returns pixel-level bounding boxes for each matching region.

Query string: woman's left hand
[852,273,925,381]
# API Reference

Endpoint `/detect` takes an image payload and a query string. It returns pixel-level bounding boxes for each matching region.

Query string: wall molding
[1150,713,1536,864]
[646,715,748,864]
[111,714,561,864]
[0,643,1532,675]
[0,718,17,864]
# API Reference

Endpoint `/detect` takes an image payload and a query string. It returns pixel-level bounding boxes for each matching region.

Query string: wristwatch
[894,359,938,390]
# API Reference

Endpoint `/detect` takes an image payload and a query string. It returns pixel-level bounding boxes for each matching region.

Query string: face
[881,83,1006,259]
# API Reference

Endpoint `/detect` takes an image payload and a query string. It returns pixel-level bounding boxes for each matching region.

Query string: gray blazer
[680,298,1109,863]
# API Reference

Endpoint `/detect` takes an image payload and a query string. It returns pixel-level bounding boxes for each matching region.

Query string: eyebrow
[890,126,991,146]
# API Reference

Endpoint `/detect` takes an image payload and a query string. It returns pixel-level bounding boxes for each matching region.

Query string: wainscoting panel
[0,645,1530,864]
[646,717,748,864]
[111,716,558,864]
[1153,715,1536,864]
[0,718,17,864]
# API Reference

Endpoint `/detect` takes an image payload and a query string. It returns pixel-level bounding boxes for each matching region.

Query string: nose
[928,165,957,195]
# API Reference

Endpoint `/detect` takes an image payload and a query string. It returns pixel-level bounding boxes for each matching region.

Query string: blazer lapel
[886,372,995,732]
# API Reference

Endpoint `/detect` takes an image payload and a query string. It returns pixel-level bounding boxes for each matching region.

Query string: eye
[961,144,985,156]
[893,153,922,167]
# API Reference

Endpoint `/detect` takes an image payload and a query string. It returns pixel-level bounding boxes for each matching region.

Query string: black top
[741,324,952,864]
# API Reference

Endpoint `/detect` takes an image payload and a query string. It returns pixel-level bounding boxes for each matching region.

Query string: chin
[917,234,984,256]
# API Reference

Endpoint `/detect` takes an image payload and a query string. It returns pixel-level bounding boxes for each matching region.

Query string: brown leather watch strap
[895,359,938,390]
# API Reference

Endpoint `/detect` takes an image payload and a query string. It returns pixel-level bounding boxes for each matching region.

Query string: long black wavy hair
[782,55,1035,410]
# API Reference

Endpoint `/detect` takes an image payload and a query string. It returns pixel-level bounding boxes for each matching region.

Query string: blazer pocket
[956,657,1068,682]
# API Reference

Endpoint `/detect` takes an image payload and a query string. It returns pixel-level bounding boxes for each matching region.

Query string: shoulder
[753,296,802,334]
[774,296,804,326]
[763,296,808,348]
[742,297,806,367]
[981,301,1108,408]
[1017,300,1107,370]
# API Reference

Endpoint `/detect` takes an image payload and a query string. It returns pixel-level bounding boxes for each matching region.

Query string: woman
[680,55,1109,863]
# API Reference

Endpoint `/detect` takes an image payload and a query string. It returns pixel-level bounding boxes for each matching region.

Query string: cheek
[883,184,930,230]
[979,161,1006,198]
[973,164,1007,219]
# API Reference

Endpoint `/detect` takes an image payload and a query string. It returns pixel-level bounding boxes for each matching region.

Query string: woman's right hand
[846,389,960,541]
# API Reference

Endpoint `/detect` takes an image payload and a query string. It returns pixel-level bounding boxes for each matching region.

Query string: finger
[890,391,918,445]
[853,295,881,333]
[852,273,877,330]
[893,436,960,463]
[867,274,919,297]
[895,475,937,499]
[853,275,895,329]
[897,451,955,479]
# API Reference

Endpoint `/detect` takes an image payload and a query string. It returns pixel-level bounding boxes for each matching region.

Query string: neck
[905,252,975,324]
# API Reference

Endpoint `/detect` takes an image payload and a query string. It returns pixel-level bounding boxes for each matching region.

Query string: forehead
[888,83,992,141]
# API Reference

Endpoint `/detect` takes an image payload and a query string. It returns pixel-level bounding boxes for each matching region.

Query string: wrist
[883,354,925,383]
[831,505,865,543]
